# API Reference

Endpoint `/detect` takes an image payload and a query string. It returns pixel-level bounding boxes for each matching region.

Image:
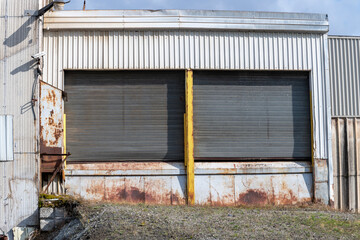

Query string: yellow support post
[185,69,195,205]
[62,114,67,181]
[184,113,187,167]
[310,91,314,167]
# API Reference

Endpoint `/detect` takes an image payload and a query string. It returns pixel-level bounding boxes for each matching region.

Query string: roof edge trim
[44,10,329,33]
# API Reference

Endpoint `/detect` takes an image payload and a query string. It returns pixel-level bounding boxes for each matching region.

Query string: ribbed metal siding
[329,37,360,117]
[1,0,40,235]
[332,117,360,212]
[193,71,311,159]
[43,30,330,160]
[65,71,184,162]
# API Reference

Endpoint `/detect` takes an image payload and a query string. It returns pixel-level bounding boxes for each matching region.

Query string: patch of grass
[277,212,360,238]
[35,202,360,240]
[38,194,79,208]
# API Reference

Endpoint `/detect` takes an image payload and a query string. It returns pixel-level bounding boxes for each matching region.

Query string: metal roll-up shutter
[193,71,311,160]
[65,71,184,162]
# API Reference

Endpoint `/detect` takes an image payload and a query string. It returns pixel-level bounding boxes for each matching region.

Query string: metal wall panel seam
[323,34,334,203]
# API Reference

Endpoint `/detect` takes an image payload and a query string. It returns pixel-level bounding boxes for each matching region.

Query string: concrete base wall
[65,161,313,206]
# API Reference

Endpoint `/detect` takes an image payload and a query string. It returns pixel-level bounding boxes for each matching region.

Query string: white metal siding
[329,37,360,117]
[0,0,40,235]
[43,30,331,160]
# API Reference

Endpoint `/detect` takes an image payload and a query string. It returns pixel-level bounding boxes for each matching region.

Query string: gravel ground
[36,203,360,240]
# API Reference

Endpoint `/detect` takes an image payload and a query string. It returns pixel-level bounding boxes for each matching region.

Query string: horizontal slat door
[193,71,311,160]
[65,71,184,162]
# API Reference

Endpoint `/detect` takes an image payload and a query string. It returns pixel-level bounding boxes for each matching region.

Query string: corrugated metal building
[329,36,360,212]
[40,10,333,206]
[0,0,41,238]
[10,4,360,238]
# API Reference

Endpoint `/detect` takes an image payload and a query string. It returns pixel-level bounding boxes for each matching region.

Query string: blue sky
[64,0,360,36]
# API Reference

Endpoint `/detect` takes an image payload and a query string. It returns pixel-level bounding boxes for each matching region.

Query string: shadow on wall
[10,58,39,117]
[3,13,39,118]
[3,210,38,240]
[10,59,37,75]
[3,16,36,48]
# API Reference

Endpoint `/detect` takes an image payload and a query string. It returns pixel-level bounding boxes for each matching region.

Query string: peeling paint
[39,81,63,149]
[66,162,313,206]
[39,81,64,173]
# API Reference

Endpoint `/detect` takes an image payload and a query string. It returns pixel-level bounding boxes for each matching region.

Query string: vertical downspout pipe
[323,33,335,206]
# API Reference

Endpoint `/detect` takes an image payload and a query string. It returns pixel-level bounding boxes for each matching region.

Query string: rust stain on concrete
[238,190,268,205]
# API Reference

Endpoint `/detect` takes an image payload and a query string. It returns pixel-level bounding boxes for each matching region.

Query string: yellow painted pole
[310,91,314,167]
[185,69,195,205]
[62,114,67,181]
[184,113,187,167]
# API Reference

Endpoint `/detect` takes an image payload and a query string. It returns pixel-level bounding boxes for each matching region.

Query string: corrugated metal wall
[332,118,360,212]
[43,30,331,161]
[329,36,360,212]
[329,37,360,117]
[0,0,40,236]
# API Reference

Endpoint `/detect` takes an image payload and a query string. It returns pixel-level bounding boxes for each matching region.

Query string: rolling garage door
[193,71,311,160]
[64,71,184,162]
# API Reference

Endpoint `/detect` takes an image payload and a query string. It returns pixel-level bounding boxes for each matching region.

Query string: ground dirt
[35,203,360,240]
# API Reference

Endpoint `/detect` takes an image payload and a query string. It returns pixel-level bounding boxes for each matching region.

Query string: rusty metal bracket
[62,91,68,102]
[43,152,71,194]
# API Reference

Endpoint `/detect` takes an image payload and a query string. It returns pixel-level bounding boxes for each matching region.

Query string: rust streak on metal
[40,81,65,179]
[39,81,63,149]
[40,145,63,172]
[238,190,268,205]
[46,90,57,107]
[237,189,311,206]
[119,188,146,203]
[82,177,187,205]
